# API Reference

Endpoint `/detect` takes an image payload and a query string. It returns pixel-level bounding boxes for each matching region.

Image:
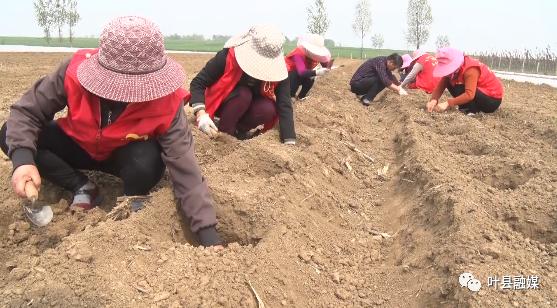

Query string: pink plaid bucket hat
[77,16,185,103]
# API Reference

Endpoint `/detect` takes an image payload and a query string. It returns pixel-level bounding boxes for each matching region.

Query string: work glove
[398,88,408,96]
[315,68,330,76]
[197,113,218,136]
[197,226,222,247]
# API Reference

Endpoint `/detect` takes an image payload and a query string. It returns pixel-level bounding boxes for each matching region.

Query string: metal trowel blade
[23,205,53,227]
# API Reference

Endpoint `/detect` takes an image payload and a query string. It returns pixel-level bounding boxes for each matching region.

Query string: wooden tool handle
[24,181,39,202]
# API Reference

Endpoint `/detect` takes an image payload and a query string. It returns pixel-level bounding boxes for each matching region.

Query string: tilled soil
[0,53,555,307]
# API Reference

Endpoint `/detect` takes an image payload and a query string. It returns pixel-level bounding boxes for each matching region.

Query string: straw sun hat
[77,16,185,103]
[225,24,288,82]
[297,33,331,63]
[411,49,427,61]
[401,49,428,69]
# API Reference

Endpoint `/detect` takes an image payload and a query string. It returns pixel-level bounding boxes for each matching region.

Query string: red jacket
[414,54,441,94]
[451,56,504,99]
[205,47,278,131]
[285,47,319,72]
[58,49,189,161]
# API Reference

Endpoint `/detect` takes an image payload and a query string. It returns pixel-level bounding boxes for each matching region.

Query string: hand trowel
[22,181,53,227]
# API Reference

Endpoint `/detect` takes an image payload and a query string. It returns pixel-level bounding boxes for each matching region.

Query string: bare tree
[306,0,330,36]
[34,0,55,44]
[406,0,432,49]
[53,0,68,42]
[67,0,80,45]
[352,0,372,59]
[435,35,450,49]
[371,33,384,49]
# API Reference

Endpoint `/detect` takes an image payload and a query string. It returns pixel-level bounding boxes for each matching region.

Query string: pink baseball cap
[401,54,413,69]
[77,16,185,103]
[433,47,465,78]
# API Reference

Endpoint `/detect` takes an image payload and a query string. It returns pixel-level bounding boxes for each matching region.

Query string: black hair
[387,53,403,68]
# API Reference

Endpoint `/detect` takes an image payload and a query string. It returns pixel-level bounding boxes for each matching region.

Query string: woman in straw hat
[427,47,504,114]
[400,49,441,94]
[190,25,296,144]
[0,16,220,246]
[285,34,332,100]
[349,53,408,106]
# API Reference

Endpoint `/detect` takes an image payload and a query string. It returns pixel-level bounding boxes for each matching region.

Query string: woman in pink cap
[399,54,413,83]
[285,34,333,100]
[0,16,220,247]
[400,50,441,94]
[427,47,504,114]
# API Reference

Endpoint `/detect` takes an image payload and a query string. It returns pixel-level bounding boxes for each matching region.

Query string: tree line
[34,0,80,44]
[308,0,450,58]
[31,0,448,55]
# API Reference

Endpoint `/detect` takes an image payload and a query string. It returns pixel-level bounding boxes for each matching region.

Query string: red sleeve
[430,77,449,101]
[448,67,480,106]
[292,55,309,75]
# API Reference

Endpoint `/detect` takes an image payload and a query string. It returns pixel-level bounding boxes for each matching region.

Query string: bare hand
[12,164,41,198]
[426,100,438,112]
[435,101,449,113]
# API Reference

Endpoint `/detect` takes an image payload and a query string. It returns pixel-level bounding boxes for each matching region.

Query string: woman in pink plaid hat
[427,47,504,114]
[0,16,220,246]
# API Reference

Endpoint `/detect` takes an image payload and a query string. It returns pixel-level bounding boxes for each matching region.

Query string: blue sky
[1,0,556,53]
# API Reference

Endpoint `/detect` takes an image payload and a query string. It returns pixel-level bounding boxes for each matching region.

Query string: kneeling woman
[427,48,504,114]
[285,34,332,100]
[400,49,440,94]
[190,25,296,144]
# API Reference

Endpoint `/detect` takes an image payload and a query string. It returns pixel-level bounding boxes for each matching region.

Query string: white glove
[315,68,330,76]
[398,88,408,96]
[197,113,218,136]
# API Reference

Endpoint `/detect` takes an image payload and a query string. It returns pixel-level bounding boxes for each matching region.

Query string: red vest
[285,47,319,72]
[205,48,278,131]
[58,49,189,161]
[414,54,441,94]
[451,56,504,99]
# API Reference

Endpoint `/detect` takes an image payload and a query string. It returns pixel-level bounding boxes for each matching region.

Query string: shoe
[234,126,263,140]
[361,98,371,106]
[297,96,309,101]
[129,196,152,212]
[71,185,102,211]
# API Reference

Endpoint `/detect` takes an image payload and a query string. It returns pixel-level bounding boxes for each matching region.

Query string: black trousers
[350,77,386,101]
[0,121,165,195]
[289,71,315,99]
[447,84,502,113]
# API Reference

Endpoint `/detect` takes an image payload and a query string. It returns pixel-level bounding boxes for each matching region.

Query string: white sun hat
[297,33,331,63]
[224,24,288,82]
